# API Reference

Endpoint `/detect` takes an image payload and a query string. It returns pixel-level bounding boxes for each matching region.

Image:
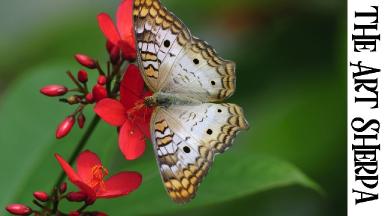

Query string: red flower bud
[123,52,137,62]
[106,41,114,54]
[97,75,107,85]
[40,85,68,97]
[33,191,49,202]
[75,54,97,69]
[77,113,86,129]
[56,116,76,139]
[66,192,87,202]
[92,85,108,102]
[85,198,96,205]
[110,46,120,64]
[85,93,94,103]
[5,204,32,215]
[60,182,67,193]
[77,70,88,83]
[69,211,80,216]
[105,40,115,53]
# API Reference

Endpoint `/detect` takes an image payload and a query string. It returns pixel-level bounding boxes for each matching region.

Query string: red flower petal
[120,64,144,109]
[97,13,121,45]
[55,154,81,183]
[116,0,135,44]
[135,107,153,139]
[96,171,142,198]
[72,180,97,203]
[76,150,102,183]
[119,41,137,61]
[94,99,127,126]
[119,41,136,61]
[55,154,96,200]
[119,121,146,160]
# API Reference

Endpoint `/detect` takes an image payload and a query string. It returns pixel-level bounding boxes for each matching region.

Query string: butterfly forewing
[133,0,191,92]
[133,0,236,102]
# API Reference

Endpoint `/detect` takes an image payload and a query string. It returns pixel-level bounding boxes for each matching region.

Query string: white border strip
[348,1,383,215]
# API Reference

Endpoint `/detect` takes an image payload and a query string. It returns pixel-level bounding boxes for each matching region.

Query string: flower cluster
[40,0,143,140]
[6,151,140,216]
[38,0,153,159]
[95,65,153,160]
[95,0,153,160]
[6,0,152,215]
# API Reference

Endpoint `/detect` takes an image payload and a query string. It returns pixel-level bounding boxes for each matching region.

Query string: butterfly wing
[133,0,236,102]
[150,103,249,203]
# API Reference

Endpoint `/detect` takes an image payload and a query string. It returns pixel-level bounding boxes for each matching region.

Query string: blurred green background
[0,0,346,215]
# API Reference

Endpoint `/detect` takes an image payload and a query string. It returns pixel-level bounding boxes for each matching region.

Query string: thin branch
[53,115,101,189]
[95,62,106,75]
[77,203,89,213]
[46,115,101,212]
[66,71,86,93]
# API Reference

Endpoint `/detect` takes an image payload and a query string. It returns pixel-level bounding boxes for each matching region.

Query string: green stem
[95,62,106,75]
[45,60,125,215]
[77,203,89,212]
[33,200,46,209]
[47,115,101,214]
[54,115,101,189]
[66,71,86,93]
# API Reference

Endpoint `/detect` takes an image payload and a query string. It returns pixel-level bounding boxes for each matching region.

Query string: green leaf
[93,151,320,215]
[0,63,319,215]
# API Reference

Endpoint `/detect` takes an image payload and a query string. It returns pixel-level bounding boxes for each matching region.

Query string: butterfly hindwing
[133,0,236,102]
[150,103,249,203]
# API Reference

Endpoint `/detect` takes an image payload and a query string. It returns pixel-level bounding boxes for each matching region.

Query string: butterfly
[133,0,249,203]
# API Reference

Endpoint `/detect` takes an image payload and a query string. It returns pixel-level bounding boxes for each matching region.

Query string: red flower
[55,151,142,203]
[97,0,136,61]
[94,65,153,160]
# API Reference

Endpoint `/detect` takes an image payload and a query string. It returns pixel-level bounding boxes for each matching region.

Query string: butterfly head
[144,95,157,107]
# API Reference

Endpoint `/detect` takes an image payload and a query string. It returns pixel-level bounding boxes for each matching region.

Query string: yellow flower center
[89,165,109,190]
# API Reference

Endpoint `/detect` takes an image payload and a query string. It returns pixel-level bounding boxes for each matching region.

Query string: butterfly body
[145,92,203,107]
[134,0,249,203]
